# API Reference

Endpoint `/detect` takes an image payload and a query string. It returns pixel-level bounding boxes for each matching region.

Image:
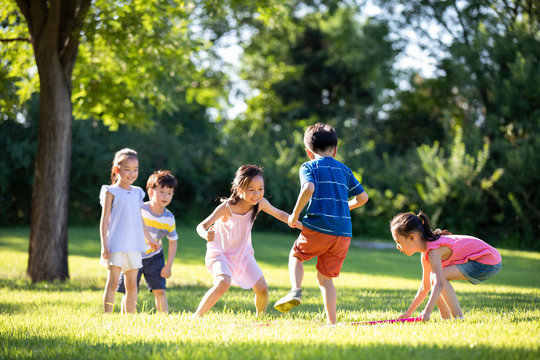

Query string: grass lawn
[0,226,539,359]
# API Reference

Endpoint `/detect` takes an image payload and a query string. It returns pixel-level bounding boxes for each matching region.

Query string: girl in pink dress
[390,211,501,321]
[194,165,302,317]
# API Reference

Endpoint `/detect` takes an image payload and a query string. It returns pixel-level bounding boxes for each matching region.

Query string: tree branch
[0,37,31,42]
[60,0,92,76]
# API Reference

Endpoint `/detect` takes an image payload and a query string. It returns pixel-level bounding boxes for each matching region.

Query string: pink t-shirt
[424,235,501,267]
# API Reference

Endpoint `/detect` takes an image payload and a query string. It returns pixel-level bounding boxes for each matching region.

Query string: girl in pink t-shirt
[193,165,302,318]
[390,211,501,321]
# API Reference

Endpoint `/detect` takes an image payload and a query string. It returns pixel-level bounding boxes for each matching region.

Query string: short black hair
[303,123,338,153]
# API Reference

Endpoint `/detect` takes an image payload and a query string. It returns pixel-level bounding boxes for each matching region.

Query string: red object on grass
[350,317,422,325]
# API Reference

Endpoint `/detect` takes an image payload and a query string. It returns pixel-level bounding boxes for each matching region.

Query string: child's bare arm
[161,239,177,278]
[289,182,314,227]
[196,203,228,241]
[349,191,369,211]
[100,192,114,259]
[259,198,303,229]
[399,255,431,318]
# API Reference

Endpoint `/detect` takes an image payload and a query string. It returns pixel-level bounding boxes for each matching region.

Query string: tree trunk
[27,45,72,282]
[17,0,92,282]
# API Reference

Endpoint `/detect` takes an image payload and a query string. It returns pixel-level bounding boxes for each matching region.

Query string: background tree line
[1,0,538,271]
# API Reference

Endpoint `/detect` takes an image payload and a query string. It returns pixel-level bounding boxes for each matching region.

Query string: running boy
[118,170,178,313]
[274,123,369,325]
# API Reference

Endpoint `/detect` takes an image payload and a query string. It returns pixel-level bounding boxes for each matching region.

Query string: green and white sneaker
[274,289,302,313]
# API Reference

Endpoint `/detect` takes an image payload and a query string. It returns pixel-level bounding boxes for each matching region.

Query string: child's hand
[295,221,303,230]
[148,238,160,250]
[420,310,430,321]
[288,214,299,228]
[397,313,410,320]
[161,265,172,279]
[206,229,215,242]
[101,247,110,260]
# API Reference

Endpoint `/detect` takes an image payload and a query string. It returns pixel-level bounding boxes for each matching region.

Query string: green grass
[0,226,539,359]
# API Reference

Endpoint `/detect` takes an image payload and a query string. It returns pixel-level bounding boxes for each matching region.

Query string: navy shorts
[456,260,502,285]
[117,251,166,293]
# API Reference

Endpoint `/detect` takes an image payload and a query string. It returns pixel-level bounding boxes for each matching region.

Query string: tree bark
[17,0,91,282]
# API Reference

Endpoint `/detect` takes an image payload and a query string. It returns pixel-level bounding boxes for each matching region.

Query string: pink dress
[205,203,263,289]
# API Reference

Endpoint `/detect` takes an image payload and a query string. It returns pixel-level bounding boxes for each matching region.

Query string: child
[274,123,369,325]
[390,211,502,321]
[99,148,158,314]
[117,170,178,313]
[194,165,302,317]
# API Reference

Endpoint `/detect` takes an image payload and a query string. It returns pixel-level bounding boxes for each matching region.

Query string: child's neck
[148,200,166,215]
[116,180,132,190]
[232,199,254,214]
[312,148,336,158]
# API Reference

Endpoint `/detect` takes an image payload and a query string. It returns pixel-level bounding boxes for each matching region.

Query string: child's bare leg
[121,294,127,313]
[153,289,168,313]
[194,275,231,317]
[442,266,466,318]
[103,266,121,313]
[123,269,139,314]
[289,248,304,290]
[317,272,337,325]
[252,276,268,315]
[437,296,452,319]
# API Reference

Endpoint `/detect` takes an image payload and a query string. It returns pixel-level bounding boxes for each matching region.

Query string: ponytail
[391,211,451,242]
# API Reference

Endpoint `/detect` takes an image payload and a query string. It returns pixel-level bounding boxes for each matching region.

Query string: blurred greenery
[1,0,539,249]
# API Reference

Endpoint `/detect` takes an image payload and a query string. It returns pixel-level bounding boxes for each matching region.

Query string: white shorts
[100,251,142,272]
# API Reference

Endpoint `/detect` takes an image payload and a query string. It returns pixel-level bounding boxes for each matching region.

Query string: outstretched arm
[399,255,431,319]
[259,198,302,229]
[420,249,447,321]
[288,182,314,227]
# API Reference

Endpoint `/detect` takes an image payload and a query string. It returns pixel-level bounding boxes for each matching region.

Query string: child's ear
[113,165,120,174]
[305,148,315,159]
[332,146,337,157]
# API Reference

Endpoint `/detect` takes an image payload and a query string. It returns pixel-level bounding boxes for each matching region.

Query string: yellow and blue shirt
[141,203,178,259]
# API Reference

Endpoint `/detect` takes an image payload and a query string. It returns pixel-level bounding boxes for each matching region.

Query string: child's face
[239,175,264,206]
[391,228,418,256]
[149,184,174,208]
[115,158,139,186]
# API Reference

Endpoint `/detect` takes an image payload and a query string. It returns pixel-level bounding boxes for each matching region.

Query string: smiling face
[114,158,139,188]
[239,175,264,206]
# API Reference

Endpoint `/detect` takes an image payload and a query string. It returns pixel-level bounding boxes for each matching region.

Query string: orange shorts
[292,227,351,278]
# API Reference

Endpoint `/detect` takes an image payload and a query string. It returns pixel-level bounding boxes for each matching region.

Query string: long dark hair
[224,165,264,221]
[390,211,451,242]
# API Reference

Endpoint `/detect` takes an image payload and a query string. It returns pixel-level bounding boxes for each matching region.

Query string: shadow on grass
[1,333,537,360]
[1,227,539,289]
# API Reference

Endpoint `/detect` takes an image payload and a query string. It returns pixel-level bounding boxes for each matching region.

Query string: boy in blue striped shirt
[274,123,369,324]
[118,170,178,313]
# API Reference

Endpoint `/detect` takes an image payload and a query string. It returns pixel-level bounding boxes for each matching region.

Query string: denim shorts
[456,260,502,285]
[117,251,166,293]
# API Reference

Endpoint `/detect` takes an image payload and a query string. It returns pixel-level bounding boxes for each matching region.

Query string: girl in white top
[99,148,158,313]
[194,165,302,317]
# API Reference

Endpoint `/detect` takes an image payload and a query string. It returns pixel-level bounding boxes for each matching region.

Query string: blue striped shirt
[299,157,364,237]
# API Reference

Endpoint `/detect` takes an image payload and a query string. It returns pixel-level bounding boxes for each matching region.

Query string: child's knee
[214,276,231,292]
[317,271,333,285]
